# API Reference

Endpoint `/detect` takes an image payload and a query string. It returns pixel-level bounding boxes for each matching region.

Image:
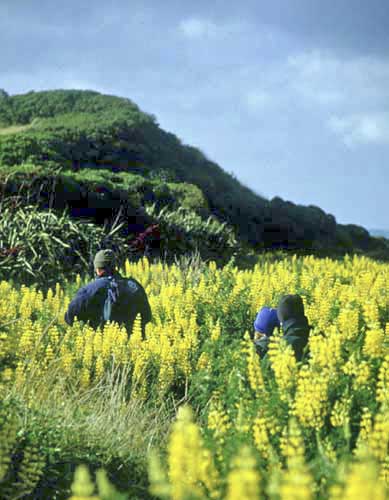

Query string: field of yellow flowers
[1,254,389,499]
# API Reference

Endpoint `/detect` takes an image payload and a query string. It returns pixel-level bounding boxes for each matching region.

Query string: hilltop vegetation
[0,88,387,262]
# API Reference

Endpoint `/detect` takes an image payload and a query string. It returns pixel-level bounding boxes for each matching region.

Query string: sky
[1,0,389,229]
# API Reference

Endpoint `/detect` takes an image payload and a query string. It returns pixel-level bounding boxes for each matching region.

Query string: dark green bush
[145,204,239,263]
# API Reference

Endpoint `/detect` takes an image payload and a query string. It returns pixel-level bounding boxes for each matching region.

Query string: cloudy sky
[2,0,389,229]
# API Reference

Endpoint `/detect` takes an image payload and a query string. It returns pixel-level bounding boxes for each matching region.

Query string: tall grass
[4,361,173,499]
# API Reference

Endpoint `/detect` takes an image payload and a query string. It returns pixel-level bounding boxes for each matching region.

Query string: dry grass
[0,118,40,135]
[0,124,32,135]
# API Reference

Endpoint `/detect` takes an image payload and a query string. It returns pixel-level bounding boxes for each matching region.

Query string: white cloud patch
[328,113,389,146]
[286,51,389,108]
[241,49,389,146]
[178,17,242,40]
[284,50,389,145]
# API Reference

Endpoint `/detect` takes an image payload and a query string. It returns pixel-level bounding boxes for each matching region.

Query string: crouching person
[256,294,310,361]
[253,307,280,355]
[65,249,152,338]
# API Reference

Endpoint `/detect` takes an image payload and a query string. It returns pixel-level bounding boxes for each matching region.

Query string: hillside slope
[0,88,387,258]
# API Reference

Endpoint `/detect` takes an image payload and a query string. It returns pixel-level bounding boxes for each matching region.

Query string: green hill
[0,88,387,260]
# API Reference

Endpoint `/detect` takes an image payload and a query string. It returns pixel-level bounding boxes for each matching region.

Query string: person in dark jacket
[64,249,152,338]
[277,294,310,360]
[256,294,310,361]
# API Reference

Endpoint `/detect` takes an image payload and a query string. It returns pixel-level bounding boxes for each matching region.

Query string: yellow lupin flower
[167,405,208,500]
[208,397,231,464]
[95,355,105,380]
[226,446,260,500]
[376,355,389,404]
[60,346,74,375]
[80,368,90,388]
[363,301,380,327]
[148,450,171,499]
[132,346,151,400]
[309,326,342,371]
[292,366,329,430]
[337,307,360,341]
[210,319,221,342]
[340,452,386,500]
[68,465,99,500]
[45,343,54,364]
[355,407,373,452]
[330,397,351,428]
[280,418,314,500]
[199,448,221,499]
[15,361,26,387]
[196,352,210,371]
[253,414,271,460]
[364,327,385,358]
[208,398,231,444]
[242,332,264,395]
[268,331,297,402]
[368,411,389,463]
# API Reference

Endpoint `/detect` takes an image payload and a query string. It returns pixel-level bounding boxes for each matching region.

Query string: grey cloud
[328,113,389,146]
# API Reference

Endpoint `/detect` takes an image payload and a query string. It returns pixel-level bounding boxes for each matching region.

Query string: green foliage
[0,398,46,498]
[166,182,208,211]
[0,89,147,126]
[0,89,387,258]
[145,204,239,262]
[0,199,128,289]
[0,165,244,273]
[61,168,145,195]
[0,162,48,178]
[0,90,268,248]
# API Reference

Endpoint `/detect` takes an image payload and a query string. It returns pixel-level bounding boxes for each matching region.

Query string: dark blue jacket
[64,272,152,337]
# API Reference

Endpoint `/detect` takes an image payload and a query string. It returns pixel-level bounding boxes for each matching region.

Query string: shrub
[145,204,239,262]
[0,199,128,289]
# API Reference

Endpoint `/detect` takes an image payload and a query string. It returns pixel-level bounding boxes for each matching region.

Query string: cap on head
[93,249,116,271]
[254,307,280,336]
[277,294,305,323]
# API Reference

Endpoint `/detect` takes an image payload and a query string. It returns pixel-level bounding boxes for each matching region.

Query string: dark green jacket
[281,316,310,360]
[255,316,310,361]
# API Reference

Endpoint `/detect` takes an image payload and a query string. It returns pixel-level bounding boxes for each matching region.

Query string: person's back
[105,272,152,336]
[64,249,152,337]
[277,294,310,361]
